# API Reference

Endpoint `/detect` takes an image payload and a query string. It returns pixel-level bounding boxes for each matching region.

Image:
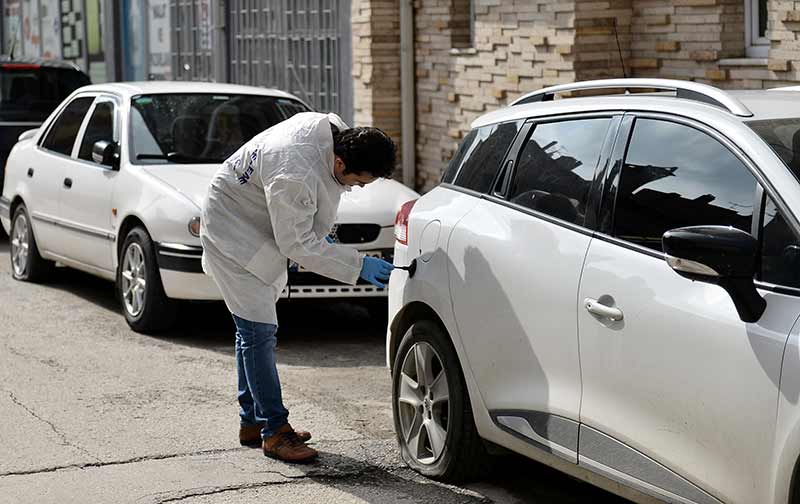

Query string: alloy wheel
[397,341,450,465]
[10,212,30,277]
[121,242,147,318]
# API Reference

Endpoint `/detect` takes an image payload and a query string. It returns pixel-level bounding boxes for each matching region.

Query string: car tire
[10,203,54,282]
[392,320,487,482]
[116,226,176,333]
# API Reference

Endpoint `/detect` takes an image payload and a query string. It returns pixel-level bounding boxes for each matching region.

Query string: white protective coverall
[200,112,363,324]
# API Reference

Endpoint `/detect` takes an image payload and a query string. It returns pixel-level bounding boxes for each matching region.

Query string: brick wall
[351,0,800,191]
[765,0,800,85]
[351,0,403,166]
[414,0,581,191]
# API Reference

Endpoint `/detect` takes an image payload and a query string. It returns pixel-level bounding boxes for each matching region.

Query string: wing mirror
[92,140,120,170]
[17,128,38,142]
[662,226,766,323]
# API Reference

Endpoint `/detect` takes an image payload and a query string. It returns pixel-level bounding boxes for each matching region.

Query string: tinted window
[0,67,90,121]
[761,196,800,288]
[442,129,477,184]
[78,101,115,162]
[508,118,611,224]
[748,118,800,179]
[444,121,522,193]
[130,94,311,164]
[41,97,94,155]
[613,119,757,251]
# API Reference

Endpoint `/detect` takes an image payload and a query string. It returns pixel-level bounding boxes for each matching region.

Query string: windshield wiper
[136,152,222,163]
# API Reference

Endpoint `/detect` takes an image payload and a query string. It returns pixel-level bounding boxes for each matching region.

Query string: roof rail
[510,78,753,117]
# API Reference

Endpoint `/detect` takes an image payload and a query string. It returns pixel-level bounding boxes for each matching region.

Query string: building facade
[3,1,800,191]
[1,0,353,122]
[353,0,800,191]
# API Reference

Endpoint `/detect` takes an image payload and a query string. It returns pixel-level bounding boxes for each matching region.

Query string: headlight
[188,216,201,237]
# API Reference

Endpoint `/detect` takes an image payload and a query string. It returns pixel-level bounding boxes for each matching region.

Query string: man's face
[333,156,377,187]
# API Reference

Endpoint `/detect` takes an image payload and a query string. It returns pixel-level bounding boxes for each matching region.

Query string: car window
[41,96,95,156]
[748,118,800,180]
[78,101,116,162]
[760,196,800,288]
[613,118,757,251]
[0,66,90,122]
[130,93,312,165]
[507,118,611,225]
[442,120,522,193]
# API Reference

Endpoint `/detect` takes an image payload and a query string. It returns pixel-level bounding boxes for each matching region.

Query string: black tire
[116,226,176,333]
[9,203,54,282]
[392,320,488,482]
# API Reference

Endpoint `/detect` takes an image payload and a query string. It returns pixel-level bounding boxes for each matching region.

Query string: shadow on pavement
[162,298,389,368]
[299,449,628,504]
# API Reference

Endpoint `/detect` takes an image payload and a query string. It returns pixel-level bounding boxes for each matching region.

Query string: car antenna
[613,18,628,79]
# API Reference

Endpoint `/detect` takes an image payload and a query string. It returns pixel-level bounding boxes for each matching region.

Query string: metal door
[171,0,216,81]
[227,0,352,122]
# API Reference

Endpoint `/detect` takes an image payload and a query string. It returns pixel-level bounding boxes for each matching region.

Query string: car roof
[0,55,85,72]
[75,81,306,103]
[472,85,800,129]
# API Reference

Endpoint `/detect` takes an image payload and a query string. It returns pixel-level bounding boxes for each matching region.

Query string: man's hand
[359,257,394,288]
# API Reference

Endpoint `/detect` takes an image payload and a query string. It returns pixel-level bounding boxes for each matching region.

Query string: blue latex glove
[325,235,335,244]
[360,256,394,288]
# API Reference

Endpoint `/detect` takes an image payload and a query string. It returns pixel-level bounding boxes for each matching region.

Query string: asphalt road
[0,235,630,504]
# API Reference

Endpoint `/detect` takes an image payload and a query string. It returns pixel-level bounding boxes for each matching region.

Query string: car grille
[330,223,381,244]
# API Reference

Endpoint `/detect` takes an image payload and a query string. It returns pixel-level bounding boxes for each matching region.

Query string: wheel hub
[396,341,450,465]
[11,213,30,277]
[121,243,147,318]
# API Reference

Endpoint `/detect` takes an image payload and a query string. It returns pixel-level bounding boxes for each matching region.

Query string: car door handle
[27,168,34,178]
[63,177,73,189]
[584,298,624,321]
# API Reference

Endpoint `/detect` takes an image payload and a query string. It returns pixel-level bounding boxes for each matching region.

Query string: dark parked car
[0,57,90,195]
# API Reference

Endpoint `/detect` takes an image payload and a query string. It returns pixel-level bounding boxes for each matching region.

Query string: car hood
[141,164,218,210]
[337,179,420,226]
[142,165,420,224]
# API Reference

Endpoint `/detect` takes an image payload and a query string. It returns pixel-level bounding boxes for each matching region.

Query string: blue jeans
[232,314,289,439]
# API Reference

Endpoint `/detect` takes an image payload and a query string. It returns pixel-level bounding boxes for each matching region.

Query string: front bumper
[155,241,393,300]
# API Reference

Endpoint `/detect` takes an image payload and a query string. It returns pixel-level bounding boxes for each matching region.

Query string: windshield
[130,93,311,165]
[748,118,800,179]
[0,66,90,122]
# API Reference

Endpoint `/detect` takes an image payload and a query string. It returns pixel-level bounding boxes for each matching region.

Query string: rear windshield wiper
[136,152,222,163]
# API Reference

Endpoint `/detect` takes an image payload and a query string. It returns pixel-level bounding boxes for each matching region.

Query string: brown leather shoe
[240,424,311,447]
[263,424,318,463]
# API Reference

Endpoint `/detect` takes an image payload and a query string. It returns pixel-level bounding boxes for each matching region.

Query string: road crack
[0,447,243,478]
[149,467,380,503]
[6,390,101,463]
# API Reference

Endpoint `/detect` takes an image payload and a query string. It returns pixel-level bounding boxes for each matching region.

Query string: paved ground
[0,236,629,504]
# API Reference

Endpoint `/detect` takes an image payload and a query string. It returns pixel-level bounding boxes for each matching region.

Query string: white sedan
[0,81,418,333]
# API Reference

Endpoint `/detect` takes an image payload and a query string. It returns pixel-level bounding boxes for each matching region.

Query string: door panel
[29,95,95,253]
[578,240,792,503]
[448,199,589,459]
[577,115,799,503]
[57,98,118,271]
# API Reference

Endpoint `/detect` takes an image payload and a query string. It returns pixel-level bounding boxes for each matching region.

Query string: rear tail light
[394,199,417,245]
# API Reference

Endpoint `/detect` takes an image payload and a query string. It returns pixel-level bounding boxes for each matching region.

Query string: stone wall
[351,0,403,169]
[351,0,800,192]
[414,0,581,191]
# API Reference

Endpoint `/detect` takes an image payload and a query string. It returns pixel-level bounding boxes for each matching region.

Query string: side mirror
[663,226,766,323]
[92,140,120,170]
[17,128,38,142]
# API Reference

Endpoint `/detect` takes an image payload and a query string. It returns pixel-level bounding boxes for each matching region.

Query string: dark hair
[331,126,397,179]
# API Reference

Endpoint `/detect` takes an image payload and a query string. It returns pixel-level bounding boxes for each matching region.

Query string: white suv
[387,79,800,504]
